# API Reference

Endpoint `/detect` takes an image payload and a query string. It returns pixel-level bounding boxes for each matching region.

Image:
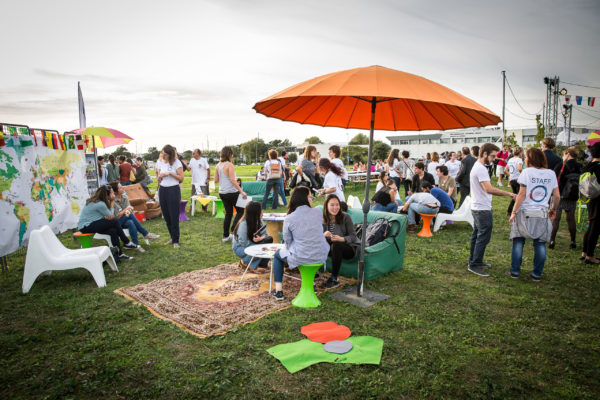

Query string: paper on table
[236,195,251,208]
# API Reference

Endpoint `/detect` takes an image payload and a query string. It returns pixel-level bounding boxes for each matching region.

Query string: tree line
[105,133,391,166]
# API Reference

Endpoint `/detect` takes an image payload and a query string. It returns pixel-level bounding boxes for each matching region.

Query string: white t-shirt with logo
[470,161,492,211]
[331,157,348,180]
[445,160,461,178]
[189,157,209,187]
[506,157,523,182]
[517,167,558,210]
[156,159,183,187]
[323,171,345,202]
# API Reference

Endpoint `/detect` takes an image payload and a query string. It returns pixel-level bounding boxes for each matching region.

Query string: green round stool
[214,199,225,219]
[291,263,323,309]
[73,232,94,248]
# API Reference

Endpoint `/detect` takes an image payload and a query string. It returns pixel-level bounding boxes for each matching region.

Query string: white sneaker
[222,235,232,242]
[137,246,146,253]
[145,233,160,239]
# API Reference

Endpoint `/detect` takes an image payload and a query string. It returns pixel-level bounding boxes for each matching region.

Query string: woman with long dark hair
[296,145,320,188]
[215,146,247,242]
[549,147,582,249]
[581,142,600,264]
[78,185,137,260]
[156,144,184,248]
[317,158,345,202]
[106,155,120,183]
[270,186,329,301]
[232,201,272,269]
[386,149,401,189]
[322,195,360,288]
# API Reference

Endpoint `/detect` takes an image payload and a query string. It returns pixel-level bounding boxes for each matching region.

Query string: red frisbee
[301,321,351,343]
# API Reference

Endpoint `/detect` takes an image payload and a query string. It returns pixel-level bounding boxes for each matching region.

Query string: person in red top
[496,145,510,186]
[118,155,132,186]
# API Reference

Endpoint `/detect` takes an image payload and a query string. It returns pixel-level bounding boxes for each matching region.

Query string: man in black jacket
[409,161,435,195]
[542,137,562,174]
[455,146,478,207]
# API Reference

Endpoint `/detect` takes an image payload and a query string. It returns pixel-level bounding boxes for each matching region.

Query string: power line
[562,81,600,90]
[504,76,541,116]
[505,107,537,121]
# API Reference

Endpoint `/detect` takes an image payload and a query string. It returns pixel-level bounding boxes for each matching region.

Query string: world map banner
[0,135,88,257]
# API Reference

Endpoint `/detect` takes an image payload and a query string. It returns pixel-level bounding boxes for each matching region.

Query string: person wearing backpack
[262,149,283,210]
[321,194,360,288]
[549,147,582,249]
[580,142,600,264]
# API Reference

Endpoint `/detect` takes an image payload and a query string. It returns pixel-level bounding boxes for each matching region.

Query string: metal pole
[567,105,572,146]
[502,71,506,139]
[357,97,376,297]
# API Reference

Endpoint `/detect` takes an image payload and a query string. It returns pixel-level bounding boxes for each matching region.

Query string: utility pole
[255,132,259,163]
[563,104,573,145]
[502,71,506,140]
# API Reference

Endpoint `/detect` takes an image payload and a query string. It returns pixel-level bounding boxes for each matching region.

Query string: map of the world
[0,136,88,257]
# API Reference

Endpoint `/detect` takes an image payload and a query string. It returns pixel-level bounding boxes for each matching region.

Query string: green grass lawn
[1,177,599,399]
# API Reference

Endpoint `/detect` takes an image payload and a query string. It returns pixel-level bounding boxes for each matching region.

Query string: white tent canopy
[556,129,588,146]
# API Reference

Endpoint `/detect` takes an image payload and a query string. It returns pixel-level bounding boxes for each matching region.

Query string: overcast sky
[1,0,599,153]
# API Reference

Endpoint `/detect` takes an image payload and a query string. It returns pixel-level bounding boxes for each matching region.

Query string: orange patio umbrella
[253,65,501,296]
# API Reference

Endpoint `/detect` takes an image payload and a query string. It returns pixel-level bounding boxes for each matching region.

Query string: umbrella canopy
[587,131,600,146]
[253,65,501,296]
[254,65,501,130]
[70,127,134,149]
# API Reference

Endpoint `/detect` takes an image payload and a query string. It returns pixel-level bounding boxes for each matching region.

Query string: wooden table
[262,213,286,243]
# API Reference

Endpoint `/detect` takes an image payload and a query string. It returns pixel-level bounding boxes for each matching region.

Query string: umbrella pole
[93,137,99,189]
[357,98,376,297]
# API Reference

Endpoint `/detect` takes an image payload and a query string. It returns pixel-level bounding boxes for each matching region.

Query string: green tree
[372,140,391,160]
[343,145,368,163]
[304,136,323,144]
[143,146,160,161]
[349,133,369,145]
[535,114,545,146]
[182,150,193,160]
[240,138,268,163]
[111,145,132,159]
[288,152,298,164]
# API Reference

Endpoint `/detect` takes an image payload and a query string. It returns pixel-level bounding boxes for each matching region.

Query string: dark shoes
[123,242,138,250]
[548,241,555,249]
[570,241,576,249]
[529,273,541,282]
[506,270,519,279]
[468,265,489,277]
[323,277,340,289]
[272,290,284,301]
[119,253,133,261]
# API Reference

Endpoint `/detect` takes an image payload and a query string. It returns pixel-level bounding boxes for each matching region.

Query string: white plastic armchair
[433,196,474,232]
[23,225,118,293]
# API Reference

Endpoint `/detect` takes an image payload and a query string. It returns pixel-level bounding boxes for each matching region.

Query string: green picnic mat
[267,336,383,373]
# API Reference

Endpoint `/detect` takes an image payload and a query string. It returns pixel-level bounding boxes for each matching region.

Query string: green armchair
[323,208,407,281]
[242,181,272,203]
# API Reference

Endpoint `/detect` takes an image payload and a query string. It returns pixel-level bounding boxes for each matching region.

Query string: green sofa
[320,207,407,281]
[242,181,273,203]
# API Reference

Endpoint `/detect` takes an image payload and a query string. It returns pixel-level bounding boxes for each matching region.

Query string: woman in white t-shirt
[317,158,345,203]
[505,147,523,215]
[444,152,461,179]
[427,152,441,185]
[508,148,559,281]
[156,145,185,248]
[385,149,401,189]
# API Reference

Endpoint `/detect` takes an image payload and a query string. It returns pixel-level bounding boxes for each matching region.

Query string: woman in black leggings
[215,146,247,242]
[581,143,600,264]
[322,194,360,288]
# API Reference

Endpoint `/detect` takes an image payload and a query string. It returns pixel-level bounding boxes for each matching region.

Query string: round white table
[239,243,289,293]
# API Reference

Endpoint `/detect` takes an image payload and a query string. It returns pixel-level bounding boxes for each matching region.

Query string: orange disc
[301,321,351,343]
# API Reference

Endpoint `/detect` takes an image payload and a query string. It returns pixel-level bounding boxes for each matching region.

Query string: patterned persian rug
[115,263,354,338]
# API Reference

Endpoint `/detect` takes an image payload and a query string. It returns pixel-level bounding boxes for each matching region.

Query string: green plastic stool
[73,232,94,248]
[291,263,323,309]
[214,199,225,219]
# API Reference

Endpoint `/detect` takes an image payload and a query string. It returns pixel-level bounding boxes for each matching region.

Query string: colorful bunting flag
[75,134,84,150]
[576,96,583,105]
[20,135,33,147]
[45,131,53,148]
[589,97,596,107]
[8,126,17,136]
[68,135,76,150]
[52,133,58,149]
[18,127,29,135]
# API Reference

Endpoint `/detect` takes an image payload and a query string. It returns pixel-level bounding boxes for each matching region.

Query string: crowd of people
[80,137,599,291]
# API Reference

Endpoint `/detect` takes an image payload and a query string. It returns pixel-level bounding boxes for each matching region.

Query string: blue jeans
[233,244,269,269]
[469,210,493,267]
[278,177,288,206]
[118,214,148,245]
[372,203,398,213]
[407,203,438,225]
[511,237,546,278]
[262,178,281,210]
[273,249,288,283]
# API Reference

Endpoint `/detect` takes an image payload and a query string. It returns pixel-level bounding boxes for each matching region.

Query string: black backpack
[561,172,580,201]
[355,218,401,253]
